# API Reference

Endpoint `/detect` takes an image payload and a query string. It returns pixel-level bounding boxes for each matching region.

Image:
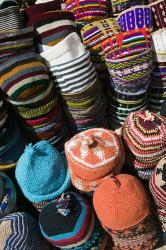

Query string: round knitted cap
[93,174,151,230]
[0,212,50,250]
[149,157,166,209]
[65,128,125,192]
[0,172,16,219]
[15,140,71,203]
[39,192,96,248]
[122,110,166,170]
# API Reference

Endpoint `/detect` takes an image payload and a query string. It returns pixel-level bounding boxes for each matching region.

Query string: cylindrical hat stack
[15,140,71,212]
[93,174,159,249]
[0,171,17,218]
[81,18,122,91]
[41,32,108,133]
[122,110,166,179]
[24,2,78,53]
[39,192,109,249]
[0,52,69,150]
[103,5,153,125]
[149,158,166,238]
[0,97,26,170]
[65,128,125,193]
[148,29,166,113]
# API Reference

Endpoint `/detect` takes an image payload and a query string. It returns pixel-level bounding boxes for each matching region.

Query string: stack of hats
[109,0,145,17]
[0,212,50,250]
[41,32,108,133]
[39,192,109,249]
[149,157,166,239]
[0,98,26,170]
[65,0,108,24]
[103,6,153,124]
[0,52,68,150]
[0,27,35,64]
[93,174,159,249]
[0,5,25,32]
[148,29,166,113]
[0,171,16,219]
[24,2,77,53]
[122,110,166,179]
[65,128,125,193]
[149,0,166,29]
[15,140,71,212]
[81,18,122,90]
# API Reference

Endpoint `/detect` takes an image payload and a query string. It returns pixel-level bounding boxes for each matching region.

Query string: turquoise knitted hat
[15,140,71,203]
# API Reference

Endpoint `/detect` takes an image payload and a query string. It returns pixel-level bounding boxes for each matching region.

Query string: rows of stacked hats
[0,0,69,151]
[148,0,166,113]
[0,0,166,249]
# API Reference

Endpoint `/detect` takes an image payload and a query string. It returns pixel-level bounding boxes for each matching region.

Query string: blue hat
[0,212,50,250]
[15,140,71,203]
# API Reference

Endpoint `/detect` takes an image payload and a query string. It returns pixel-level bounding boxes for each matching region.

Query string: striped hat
[65,128,125,192]
[0,6,25,32]
[122,111,166,178]
[109,0,145,16]
[93,174,158,249]
[0,172,16,219]
[152,28,166,62]
[39,192,108,249]
[149,157,166,208]
[0,212,50,250]
[24,1,61,16]
[149,0,166,29]
[117,5,153,32]
[0,52,50,104]
[65,0,108,22]
[0,27,34,64]
[15,140,71,204]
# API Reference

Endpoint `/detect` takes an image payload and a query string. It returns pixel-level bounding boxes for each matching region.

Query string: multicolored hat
[0,171,16,219]
[122,111,166,178]
[15,140,71,203]
[117,5,153,32]
[93,174,158,249]
[0,212,50,250]
[149,157,166,208]
[109,0,144,16]
[149,0,166,29]
[65,0,108,22]
[65,128,125,192]
[39,192,108,249]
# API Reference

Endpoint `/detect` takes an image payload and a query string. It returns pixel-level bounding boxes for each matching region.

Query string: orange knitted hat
[65,128,125,192]
[93,174,151,230]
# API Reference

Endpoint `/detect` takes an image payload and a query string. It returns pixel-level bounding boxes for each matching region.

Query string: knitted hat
[93,174,158,249]
[122,111,166,176]
[152,29,166,62]
[65,128,125,192]
[109,0,144,16]
[39,192,108,249]
[15,140,71,203]
[149,0,166,29]
[117,5,153,32]
[149,157,166,208]
[65,0,108,22]
[0,212,50,250]
[0,172,16,219]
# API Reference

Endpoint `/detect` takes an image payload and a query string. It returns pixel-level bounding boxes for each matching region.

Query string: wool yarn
[149,0,166,29]
[117,5,153,32]
[65,128,125,192]
[39,192,108,249]
[0,212,50,250]
[15,140,71,204]
[93,174,158,249]
[122,110,166,179]
[0,171,16,219]
[65,0,108,23]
